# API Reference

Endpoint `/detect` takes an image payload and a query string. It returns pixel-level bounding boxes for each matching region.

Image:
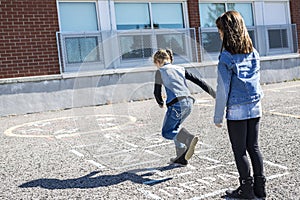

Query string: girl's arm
[153,70,164,107]
[214,61,232,125]
[185,70,216,98]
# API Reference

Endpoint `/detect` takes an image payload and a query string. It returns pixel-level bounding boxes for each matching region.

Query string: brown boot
[176,128,198,160]
[169,146,188,166]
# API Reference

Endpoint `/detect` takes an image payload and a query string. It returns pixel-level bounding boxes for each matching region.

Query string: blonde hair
[216,10,253,54]
[153,49,172,66]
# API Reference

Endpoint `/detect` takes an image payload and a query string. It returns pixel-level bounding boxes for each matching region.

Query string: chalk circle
[4,114,137,138]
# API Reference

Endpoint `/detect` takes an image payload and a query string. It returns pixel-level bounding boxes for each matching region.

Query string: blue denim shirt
[159,63,191,104]
[214,49,263,124]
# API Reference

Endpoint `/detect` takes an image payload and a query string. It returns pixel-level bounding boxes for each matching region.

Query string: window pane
[199,3,225,27]
[264,2,288,25]
[156,34,186,56]
[80,38,100,62]
[152,3,184,29]
[59,2,98,31]
[65,37,99,63]
[66,38,81,63]
[227,3,253,26]
[201,32,222,53]
[248,30,256,48]
[120,35,152,59]
[268,29,288,48]
[115,3,150,30]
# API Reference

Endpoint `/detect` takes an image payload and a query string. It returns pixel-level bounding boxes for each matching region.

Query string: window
[200,3,225,28]
[119,35,152,60]
[227,3,253,26]
[58,2,102,71]
[65,37,100,63]
[115,2,187,62]
[57,1,196,71]
[156,33,186,56]
[199,3,254,60]
[59,2,98,31]
[199,3,253,28]
[115,2,184,30]
[263,2,295,54]
[268,29,288,49]
[115,3,151,30]
[201,32,222,53]
[264,2,288,25]
[199,1,297,58]
[152,3,184,29]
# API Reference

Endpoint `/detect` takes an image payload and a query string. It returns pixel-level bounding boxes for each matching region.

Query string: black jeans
[227,117,264,179]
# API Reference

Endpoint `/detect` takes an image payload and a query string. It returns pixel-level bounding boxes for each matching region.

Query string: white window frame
[112,1,192,67]
[265,25,295,55]
[199,2,255,61]
[56,0,196,72]
[57,0,101,33]
[199,1,295,59]
[57,0,105,72]
[112,1,189,30]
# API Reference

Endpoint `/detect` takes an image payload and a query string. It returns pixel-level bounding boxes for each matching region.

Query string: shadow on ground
[19,164,181,189]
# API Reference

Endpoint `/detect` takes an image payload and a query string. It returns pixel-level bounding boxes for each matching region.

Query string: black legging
[227,117,264,179]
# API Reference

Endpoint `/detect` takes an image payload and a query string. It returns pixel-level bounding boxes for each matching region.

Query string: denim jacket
[214,49,263,124]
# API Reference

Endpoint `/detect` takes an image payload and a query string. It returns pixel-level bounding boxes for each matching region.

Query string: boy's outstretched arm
[154,70,164,107]
[185,69,216,98]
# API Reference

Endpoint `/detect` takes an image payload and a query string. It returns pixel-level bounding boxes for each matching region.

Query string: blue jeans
[161,97,193,148]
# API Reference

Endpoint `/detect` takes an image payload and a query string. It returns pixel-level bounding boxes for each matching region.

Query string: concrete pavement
[0,80,299,199]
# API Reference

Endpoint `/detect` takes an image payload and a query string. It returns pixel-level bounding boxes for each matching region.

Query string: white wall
[1,55,300,117]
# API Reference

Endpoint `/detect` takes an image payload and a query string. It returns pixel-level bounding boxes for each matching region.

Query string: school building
[0,0,300,116]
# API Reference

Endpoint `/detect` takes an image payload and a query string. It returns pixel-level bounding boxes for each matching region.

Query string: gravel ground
[0,80,299,200]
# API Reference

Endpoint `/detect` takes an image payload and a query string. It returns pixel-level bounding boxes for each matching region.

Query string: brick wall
[187,0,201,60]
[290,0,300,53]
[0,0,60,79]
[187,0,200,31]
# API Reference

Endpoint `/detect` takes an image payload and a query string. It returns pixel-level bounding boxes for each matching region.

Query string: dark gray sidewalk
[1,81,299,199]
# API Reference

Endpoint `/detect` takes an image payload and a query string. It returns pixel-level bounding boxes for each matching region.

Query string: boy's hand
[159,104,164,108]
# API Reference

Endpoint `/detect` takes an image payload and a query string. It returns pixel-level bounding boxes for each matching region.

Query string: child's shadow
[19,164,181,190]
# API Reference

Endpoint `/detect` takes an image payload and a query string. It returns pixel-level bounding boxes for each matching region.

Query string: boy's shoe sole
[169,158,188,166]
[185,136,198,160]
[169,152,188,166]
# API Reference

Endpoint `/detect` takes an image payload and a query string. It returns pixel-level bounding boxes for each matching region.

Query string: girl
[153,49,215,165]
[214,11,266,199]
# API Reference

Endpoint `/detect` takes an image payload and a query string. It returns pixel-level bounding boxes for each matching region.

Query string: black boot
[170,146,188,166]
[254,176,267,199]
[226,177,255,199]
[176,128,198,160]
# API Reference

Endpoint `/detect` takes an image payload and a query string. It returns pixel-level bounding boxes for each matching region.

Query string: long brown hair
[216,10,253,54]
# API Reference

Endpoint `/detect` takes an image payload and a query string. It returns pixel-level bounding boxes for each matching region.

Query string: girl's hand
[215,123,222,128]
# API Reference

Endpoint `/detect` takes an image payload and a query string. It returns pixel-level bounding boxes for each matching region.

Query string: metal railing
[57,28,198,73]
[57,25,298,72]
[199,24,298,61]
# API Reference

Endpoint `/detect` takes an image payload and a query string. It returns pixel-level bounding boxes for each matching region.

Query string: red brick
[0,0,59,78]
[290,0,300,52]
